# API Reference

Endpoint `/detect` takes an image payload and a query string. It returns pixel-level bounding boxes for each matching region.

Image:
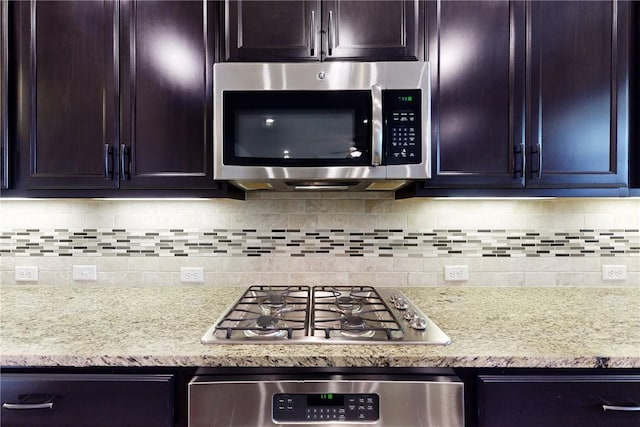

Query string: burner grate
[213,285,310,340]
[311,286,404,340]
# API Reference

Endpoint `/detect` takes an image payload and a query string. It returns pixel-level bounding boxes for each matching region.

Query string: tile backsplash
[1,194,638,287]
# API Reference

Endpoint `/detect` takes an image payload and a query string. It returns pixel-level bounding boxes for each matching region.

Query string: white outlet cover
[15,266,39,282]
[444,265,469,281]
[602,265,627,281]
[181,267,205,283]
[73,265,98,281]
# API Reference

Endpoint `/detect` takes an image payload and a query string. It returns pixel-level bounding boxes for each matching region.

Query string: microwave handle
[371,84,383,166]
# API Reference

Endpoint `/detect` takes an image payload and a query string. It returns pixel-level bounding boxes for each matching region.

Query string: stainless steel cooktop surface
[201,285,451,345]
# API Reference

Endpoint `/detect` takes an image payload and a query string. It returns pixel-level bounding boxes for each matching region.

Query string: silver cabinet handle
[514,141,526,184]
[536,141,542,179]
[3,402,53,410]
[521,142,526,180]
[310,10,316,57]
[327,10,335,56]
[104,144,110,179]
[119,143,127,180]
[370,84,383,166]
[603,404,640,412]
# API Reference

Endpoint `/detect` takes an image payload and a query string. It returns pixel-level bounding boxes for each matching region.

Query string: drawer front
[1,374,174,427]
[478,375,640,427]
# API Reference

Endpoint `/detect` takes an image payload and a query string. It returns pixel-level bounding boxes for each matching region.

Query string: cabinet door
[224,0,321,61]
[1,0,7,190]
[0,373,174,427]
[478,375,640,427]
[426,1,525,188]
[632,3,640,193]
[12,1,119,189]
[119,0,218,189]
[322,0,423,61]
[526,0,629,188]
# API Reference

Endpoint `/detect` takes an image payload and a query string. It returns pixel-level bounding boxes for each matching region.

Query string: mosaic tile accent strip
[1,228,638,258]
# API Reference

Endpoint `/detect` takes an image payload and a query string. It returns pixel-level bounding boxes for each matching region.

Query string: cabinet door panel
[12,1,118,189]
[1,1,7,190]
[323,0,423,61]
[478,375,640,427]
[427,1,524,187]
[528,0,629,188]
[120,0,216,189]
[0,374,174,427]
[224,0,320,61]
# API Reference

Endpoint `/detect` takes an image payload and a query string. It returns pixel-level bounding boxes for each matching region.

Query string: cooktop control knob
[404,310,418,321]
[410,317,428,330]
[390,294,400,303]
[394,298,408,310]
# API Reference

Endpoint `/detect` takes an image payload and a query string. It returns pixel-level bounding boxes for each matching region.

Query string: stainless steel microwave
[213,62,430,191]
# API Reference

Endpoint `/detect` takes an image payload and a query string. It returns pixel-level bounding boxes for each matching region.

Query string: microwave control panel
[273,393,380,423]
[383,90,422,165]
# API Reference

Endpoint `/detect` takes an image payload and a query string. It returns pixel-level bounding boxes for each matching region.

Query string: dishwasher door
[188,376,464,427]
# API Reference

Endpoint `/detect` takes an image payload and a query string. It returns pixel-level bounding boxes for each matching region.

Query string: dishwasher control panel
[273,393,379,423]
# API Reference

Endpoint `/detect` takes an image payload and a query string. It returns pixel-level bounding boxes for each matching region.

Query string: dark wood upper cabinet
[10,0,219,192]
[12,1,119,189]
[119,0,215,189]
[224,0,320,61]
[526,0,629,189]
[424,0,630,193]
[631,2,639,194]
[427,1,524,188]
[1,1,7,191]
[224,0,424,62]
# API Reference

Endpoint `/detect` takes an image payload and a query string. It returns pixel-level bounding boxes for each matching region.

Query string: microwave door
[222,90,374,170]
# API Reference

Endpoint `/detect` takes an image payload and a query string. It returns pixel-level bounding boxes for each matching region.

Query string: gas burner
[244,315,288,338]
[339,315,375,338]
[258,293,292,315]
[331,288,371,314]
[334,295,364,314]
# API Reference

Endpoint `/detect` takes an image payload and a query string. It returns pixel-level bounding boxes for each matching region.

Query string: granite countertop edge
[2,355,639,369]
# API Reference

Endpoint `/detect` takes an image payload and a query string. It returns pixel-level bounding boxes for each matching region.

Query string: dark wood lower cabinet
[0,373,175,427]
[478,375,640,427]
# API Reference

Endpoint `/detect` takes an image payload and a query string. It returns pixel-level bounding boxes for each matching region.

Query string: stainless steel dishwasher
[189,372,464,427]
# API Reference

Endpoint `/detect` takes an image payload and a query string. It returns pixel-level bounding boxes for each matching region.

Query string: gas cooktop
[201,285,451,344]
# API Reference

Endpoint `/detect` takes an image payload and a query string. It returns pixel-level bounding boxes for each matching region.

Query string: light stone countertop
[1,285,639,369]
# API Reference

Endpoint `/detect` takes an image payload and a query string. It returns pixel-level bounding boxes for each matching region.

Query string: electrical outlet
[180,267,204,283]
[15,266,39,282]
[444,265,469,281]
[602,265,627,281]
[73,265,97,281]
